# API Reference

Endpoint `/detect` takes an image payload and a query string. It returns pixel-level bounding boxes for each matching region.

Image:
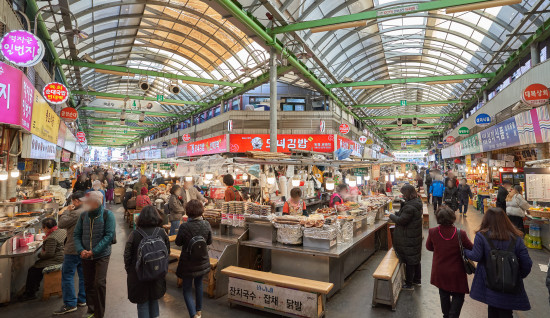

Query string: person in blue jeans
[175,200,213,318]
[54,191,87,315]
[429,175,445,212]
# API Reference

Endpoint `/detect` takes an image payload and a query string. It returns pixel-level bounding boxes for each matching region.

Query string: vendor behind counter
[283,188,308,216]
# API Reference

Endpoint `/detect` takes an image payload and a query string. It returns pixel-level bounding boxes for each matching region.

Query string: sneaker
[18,293,37,302]
[197,311,202,318]
[413,281,422,286]
[77,302,87,307]
[53,305,77,315]
[402,284,414,291]
[82,313,94,318]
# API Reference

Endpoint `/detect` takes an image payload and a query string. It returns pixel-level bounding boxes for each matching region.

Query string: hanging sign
[339,124,350,134]
[162,141,168,148]
[475,113,491,125]
[359,136,367,144]
[76,131,86,143]
[365,138,374,145]
[320,120,326,133]
[22,134,56,160]
[31,91,60,144]
[446,136,456,143]
[0,30,45,67]
[43,82,69,104]
[437,142,444,149]
[377,5,418,17]
[458,127,469,135]
[401,142,407,149]
[0,61,34,131]
[406,139,417,145]
[187,135,227,156]
[60,107,78,122]
[182,134,191,142]
[522,83,549,106]
[227,119,233,132]
[170,137,178,145]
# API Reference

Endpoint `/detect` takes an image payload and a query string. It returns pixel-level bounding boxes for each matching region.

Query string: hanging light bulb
[492,166,497,171]
[385,175,389,182]
[232,173,236,180]
[512,167,518,173]
[390,174,395,182]
[348,178,357,187]
[325,178,335,191]
[204,178,211,184]
[205,171,214,180]
[291,175,301,187]
[0,168,8,181]
[366,175,371,181]
[185,175,193,182]
[267,168,276,185]
[10,169,20,178]
[242,173,248,180]
[407,172,412,178]
[169,170,176,178]
[499,168,504,172]
[356,175,362,185]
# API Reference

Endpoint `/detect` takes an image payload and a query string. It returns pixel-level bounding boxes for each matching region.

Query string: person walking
[465,208,532,318]
[496,180,512,211]
[506,185,530,233]
[430,175,445,211]
[105,174,115,204]
[425,172,433,203]
[457,178,473,216]
[168,185,185,236]
[124,206,170,318]
[426,206,474,318]
[74,191,116,318]
[443,179,459,212]
[389,184,423,290]
[175,200,213,318]
[54,191,87,315]
[19,218,66,301]
[73,174,91,193]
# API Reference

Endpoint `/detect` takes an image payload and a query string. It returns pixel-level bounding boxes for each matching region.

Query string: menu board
[479,117,520,152]
[30,90,60,143]
[21,134,56,160]
[526,174,550,201]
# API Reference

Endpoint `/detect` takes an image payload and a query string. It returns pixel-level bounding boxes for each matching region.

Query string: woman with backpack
[175,199,213,318]
[443,179,459,212]
[168,185,185,235]
[506,185,530,233]
[426,206,473,318]
[465,208,532,318]
[124,206,170,318]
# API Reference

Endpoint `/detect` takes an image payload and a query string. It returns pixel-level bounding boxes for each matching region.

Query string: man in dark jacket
[389,185,423,290]
[74,191,116,318]
[425,173,433,203]
[546,257,550,306]
[496,181,512,211]
[54,191,87,315]
[457,178,473,216]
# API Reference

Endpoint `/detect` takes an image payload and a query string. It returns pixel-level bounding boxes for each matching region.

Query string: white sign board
[227,277,318,318]
[526,174,550,201]
[22,134,56,160]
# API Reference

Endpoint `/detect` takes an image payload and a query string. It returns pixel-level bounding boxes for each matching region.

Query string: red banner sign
[522,83,549,106]
[170,137,178,145]
[186,135,227,156]
[336,136,362,157]
[339,124,350,134]
[43,82,69,104]
[446,136,456,143]
[60,107,78,122]
[229,134,334,153]
[76,131,86,143]
[182,134,191,142]
[359,136,367,144]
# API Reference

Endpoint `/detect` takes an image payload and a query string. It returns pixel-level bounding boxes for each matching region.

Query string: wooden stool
[372,248,404,311]
[204,258,218,298]
[422,205,430,229]
[169,250,183,288]
[42,265,63,301]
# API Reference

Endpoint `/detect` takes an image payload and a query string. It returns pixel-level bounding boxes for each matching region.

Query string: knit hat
[141,187,148,195]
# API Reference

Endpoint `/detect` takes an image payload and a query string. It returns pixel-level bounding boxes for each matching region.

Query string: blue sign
[479,117,520,152]
[475,113,491,125]
[162,141,168,148]
[406,139,416,145]
[416,140,421,145]
[437,142,444,149]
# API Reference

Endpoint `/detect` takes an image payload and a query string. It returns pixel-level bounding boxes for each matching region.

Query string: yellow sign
[465,155,472,168]
[140,164,146,175]
[31,90,60,143]
[366,138,374,145]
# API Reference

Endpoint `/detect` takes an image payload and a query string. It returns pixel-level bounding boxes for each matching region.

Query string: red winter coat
[426,225,473,294]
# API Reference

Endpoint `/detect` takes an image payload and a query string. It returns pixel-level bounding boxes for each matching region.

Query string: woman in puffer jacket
[505,185,530,233]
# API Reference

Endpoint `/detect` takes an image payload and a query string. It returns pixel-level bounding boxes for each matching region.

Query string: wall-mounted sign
[229,134,334,153]
[60,107,78,122]
[365,138,374,145]
[479,117,520,152]
[187,135,227,156]
[522,83,549,106]
[475,113,491,125]
[320,120,326,133]
[0,30,45,67]
[61,149,71,162]
[76,131,86,143]
[336,135,362,157]
[31,91,60,144]
[377,5,418,17]
[358,136,367,144]
[401,142,407,149]
[458,127,470,135]
[372,144,381,152]
[227,119,233,132]
[0,61,34,131]
[437,142,444,149]
[162,141,168,148]
[446,136,456,143]
[170,137,178,146]
[182,134,191,142]
[22,134,56,160]
[166,146,177,158]
[339,123,350,134]
[43,82,69,104]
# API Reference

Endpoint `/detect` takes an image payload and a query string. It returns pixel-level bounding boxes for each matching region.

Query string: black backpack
[483,233,519,293]
[186,221,208,261]
[135,227,169,282]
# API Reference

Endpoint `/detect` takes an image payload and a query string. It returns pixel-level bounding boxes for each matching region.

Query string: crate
[529,209,550,218]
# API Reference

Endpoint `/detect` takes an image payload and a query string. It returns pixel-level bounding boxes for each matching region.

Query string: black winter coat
[457,184,473,203]
[390,197,423,265]
[124,226,170,304]
[443,187,459,211]
[175,217,213,278]
[496,186,509,211]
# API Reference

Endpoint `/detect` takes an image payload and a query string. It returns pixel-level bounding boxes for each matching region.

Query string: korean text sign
[31,91,60,144]
[0,61,34,131]
[186,135,227,156]
[479,117,520,152]
[0,30,44,67]
[229,134,335,153]
[43,82,69,104]
[336,135,362,157]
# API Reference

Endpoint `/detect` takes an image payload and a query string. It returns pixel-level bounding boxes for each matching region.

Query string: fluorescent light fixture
[180,79,214,87]
[205,172,214,180]
[185,176,193,182]
[94,69,135,77]
[446,0,522,14]
[426,79,464,85]
[291,175,301,187]
[352,85,386,90]
[310,20,366,33]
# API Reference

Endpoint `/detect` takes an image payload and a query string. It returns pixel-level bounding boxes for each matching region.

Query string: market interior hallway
[1,203,549,318]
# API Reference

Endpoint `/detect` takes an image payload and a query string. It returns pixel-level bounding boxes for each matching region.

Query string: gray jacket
[506,194,530,218]
[182,187,205,206]
[168,194,185,222]
[58,205,86,255]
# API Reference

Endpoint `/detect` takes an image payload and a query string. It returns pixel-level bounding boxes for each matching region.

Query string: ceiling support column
[269,46,278,153]
[531,42,540,66]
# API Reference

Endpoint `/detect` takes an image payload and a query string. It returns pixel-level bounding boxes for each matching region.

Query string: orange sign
[522,83,549,106]
[42,82,69,104]
[60,107,78,122]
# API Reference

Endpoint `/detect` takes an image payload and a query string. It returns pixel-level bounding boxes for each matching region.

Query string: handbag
[457,229,476,275]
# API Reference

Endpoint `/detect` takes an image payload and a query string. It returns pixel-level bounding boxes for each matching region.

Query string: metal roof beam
[353,100,464,108]
[85,117,160,125]
[270,0,508,34]
[60,60,243,88]
[360,114,458,120]
[80,107,180,117]
[71,90,206,107]
[85,124,151,130]
[328,73,495,89]
[371,123,442,128]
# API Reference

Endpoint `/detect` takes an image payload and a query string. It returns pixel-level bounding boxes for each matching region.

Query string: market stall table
[0,243,42,303]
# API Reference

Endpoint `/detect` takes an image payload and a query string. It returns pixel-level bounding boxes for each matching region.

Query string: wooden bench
[422,205,430,228]
[222,266,333,318]
[42,265,63,301]
[372,248,404,311]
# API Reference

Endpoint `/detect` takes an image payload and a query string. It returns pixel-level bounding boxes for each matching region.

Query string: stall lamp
[169,170,176,178]
[10,170,20,178]
[366,175,371,181]
[291,175,301,187]
[242,173,248,181]
[325,178,335,191]
[232,173,237,180]
[493,166,497,171]
[385,175,389,182]
[513,168,518,173]
[0,169,8,181]
[407,172,412,178]
[204,179,211,185]
[185,176,193,182]
[205,171,214,180]
[390,174,395,182]
[356,175,362,185]
[499,168,504,172]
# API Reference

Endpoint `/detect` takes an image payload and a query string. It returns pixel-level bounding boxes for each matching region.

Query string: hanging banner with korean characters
[227,277,318,318]
[514,107,543,145]
[43,82,69,104]
[0,61,34,131]
[0,30,45,67]
[535,104,550,143]
[336,135,362,157]
[60,107,78,122]
[460,133,482,156]
[31,91,60,144]
[186,135,228,156]
[479,117,520,152]
[229,134,335,153]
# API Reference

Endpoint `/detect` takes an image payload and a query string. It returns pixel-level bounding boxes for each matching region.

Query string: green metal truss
[84,129,141,135]
[85,124,152,130]
[327,73,494,89]
[270,0,501,34]
[80,106,181,117]
[60,59,244,88]
[360,114,458,120]
[370,123,443,128]
[85,117,160,125]
[71,90,206,107]
[353,100,463,108]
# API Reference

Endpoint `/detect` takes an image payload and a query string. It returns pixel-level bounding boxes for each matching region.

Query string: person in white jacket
[506,185,530,233]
